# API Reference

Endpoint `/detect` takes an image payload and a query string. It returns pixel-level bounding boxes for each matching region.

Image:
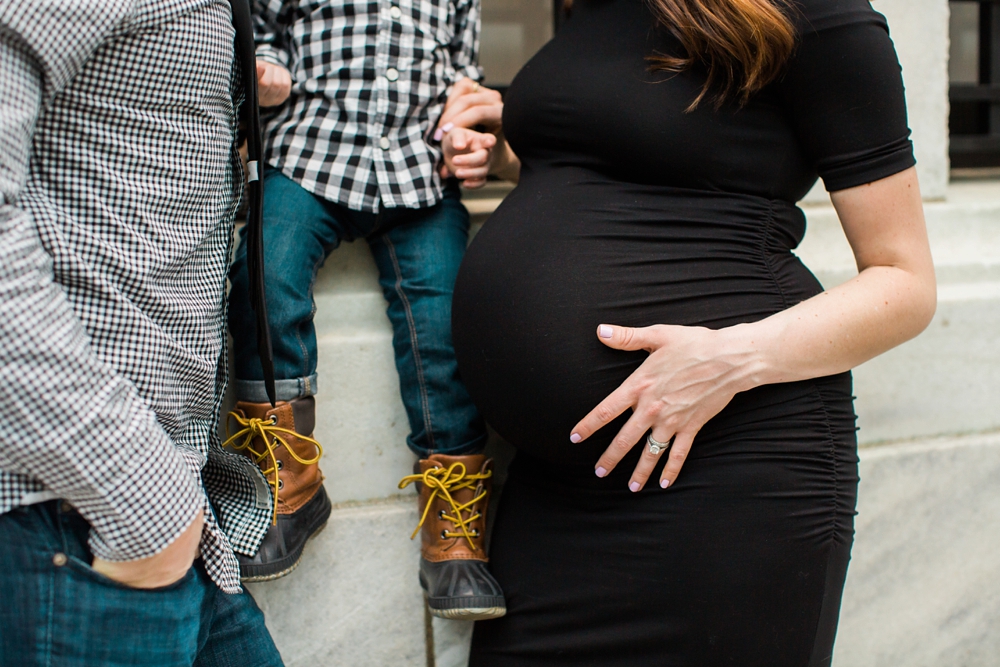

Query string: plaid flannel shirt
[253,0,482,212]
[0,0,272,594]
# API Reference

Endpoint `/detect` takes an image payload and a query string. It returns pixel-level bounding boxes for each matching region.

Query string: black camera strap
[228,0,276,406]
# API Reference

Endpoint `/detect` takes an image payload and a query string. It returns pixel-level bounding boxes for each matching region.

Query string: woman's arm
[570,167,936,491]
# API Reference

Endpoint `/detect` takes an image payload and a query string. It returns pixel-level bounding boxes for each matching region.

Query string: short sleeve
[778,0,915,192]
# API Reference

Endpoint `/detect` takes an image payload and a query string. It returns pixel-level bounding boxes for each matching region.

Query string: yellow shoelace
[223,411,323,525]
[398,462,491,550]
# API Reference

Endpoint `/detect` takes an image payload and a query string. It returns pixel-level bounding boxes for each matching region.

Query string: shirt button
[379,137,391,150]
[385,68,399,82]
[390,6,402,19]
[53,552,68,567]
[60,501,73,513]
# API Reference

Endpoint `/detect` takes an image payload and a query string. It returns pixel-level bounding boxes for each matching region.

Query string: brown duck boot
[399,454,506,620]
[225,396,332,582]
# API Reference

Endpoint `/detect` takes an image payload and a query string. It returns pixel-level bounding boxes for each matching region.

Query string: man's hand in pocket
[92,511,203,589]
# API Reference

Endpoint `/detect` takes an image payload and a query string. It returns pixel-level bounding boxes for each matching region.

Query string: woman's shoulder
[787,0,888,35]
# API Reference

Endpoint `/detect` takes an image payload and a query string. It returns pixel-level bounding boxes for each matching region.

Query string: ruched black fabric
[451,0,915,665]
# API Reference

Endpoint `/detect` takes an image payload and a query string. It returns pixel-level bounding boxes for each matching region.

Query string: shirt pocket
[408,0,456,49]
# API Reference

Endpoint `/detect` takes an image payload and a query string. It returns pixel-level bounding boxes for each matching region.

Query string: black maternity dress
[451,0,915,664]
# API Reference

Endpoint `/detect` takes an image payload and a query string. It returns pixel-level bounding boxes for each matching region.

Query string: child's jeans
[229,170,487,457]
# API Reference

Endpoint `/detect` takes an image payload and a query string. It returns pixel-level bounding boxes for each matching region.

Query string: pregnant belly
[452,170,824,463]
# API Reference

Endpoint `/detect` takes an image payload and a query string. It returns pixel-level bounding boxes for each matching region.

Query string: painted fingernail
[570,432,582,443]
[595,466,608,478]
[629,481,640,492]
[660,478,670,489]
[599,324,613,339]
[442,122,455,133]
[433,128,444,142]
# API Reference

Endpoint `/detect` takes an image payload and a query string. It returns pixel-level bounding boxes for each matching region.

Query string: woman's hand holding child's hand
[436,78,521,186]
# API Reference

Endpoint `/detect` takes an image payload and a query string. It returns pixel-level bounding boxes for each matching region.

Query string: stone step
[246,499,426,667]
[245,430,1000,667]
[796,181,1000,287]
[797,181,1000,444]
[836,432,1000,666]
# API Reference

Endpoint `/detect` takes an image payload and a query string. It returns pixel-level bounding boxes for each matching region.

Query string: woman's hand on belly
[570,323,759,492]
[572,168,938,492]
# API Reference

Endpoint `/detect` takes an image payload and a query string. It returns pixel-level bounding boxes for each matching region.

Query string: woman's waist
[459,232,825,333]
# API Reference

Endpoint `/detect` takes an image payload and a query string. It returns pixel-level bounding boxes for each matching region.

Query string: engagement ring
[647,433,675,456]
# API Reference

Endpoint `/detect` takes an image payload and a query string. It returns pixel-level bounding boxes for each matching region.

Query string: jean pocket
[53,558,205,664]
[66,555,197,594]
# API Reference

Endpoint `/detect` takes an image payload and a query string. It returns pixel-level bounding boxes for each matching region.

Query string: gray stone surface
[796,181,1000,443]
[313,323,415,505]
[797,181,1000,288]
[246,499,426,667]
[836,432,1000,666]
[851,286,1000,444]
[433,618,475,667]
[877,0,950,200]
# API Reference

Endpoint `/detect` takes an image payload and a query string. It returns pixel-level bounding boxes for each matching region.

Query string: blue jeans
[229,170,486,457]
[0,501,283,667]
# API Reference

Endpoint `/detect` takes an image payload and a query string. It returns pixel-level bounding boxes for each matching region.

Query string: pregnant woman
[441,0,936,664]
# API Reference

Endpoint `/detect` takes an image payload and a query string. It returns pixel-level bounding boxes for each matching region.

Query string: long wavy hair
[646,0,797,110]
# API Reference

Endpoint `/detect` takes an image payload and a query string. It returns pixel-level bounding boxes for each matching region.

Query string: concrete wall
[876,0,951,200]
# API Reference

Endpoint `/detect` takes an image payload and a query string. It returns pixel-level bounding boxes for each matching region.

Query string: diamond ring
[647,433,675,456]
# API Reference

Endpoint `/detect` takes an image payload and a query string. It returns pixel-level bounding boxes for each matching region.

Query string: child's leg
[369,184,504,621]
[230,170,345,402]
[228,170,349,582]
[367,184,488,458]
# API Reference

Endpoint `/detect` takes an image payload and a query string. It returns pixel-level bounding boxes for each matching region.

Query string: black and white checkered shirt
[254,0,482,211]
[0,0,272,594]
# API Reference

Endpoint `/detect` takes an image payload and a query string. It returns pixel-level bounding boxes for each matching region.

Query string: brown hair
[646,0,797,110]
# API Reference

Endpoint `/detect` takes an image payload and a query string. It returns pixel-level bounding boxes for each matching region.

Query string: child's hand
[256,60,292,107]
[441,127,497,189]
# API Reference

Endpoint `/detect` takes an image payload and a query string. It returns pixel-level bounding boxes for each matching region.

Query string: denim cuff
[235,374,318,403]
[409,431,488,459]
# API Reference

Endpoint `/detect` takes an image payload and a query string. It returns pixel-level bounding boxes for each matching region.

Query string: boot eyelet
[276,460,283,470]
[438,509,446,519]
[471,529,480,537]
[277,479,284,490]
[268,415,277,424]
[440,530,449,540]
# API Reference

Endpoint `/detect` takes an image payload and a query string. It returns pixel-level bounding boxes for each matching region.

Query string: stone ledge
[836,430,1000,666]
[246,499,426,667]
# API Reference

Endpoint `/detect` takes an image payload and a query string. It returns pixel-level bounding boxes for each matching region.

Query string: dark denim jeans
[0,501,283,667]
[229,170,486,457]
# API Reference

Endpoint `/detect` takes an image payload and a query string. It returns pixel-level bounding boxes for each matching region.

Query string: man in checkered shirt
[224,0,506,618]
[0,0,283,663]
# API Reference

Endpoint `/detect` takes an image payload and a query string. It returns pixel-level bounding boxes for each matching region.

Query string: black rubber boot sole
[420,559,507,621]
[239,485,332,582]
